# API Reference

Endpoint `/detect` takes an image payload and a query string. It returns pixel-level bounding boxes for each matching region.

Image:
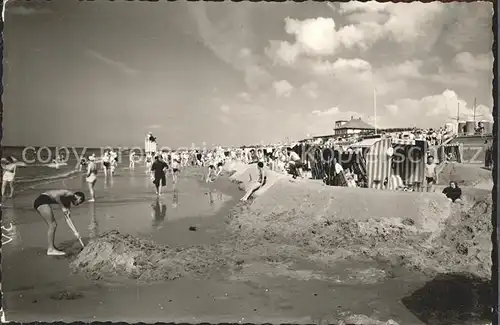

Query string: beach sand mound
[227,178,492,279]
[70,230,227,282]
[438,162,491,187]
[425,197,493,278]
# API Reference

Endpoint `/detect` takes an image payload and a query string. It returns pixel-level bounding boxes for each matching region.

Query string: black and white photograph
[1,0,496,324]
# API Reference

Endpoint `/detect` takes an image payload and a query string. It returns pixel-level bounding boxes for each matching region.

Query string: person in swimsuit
[102,151,111,177]
[205,155,216,183]
[216,159,225,177]
[33,190,85,255]
[78,157,88,172]
[129,151,136,170]
[171,153,181,185]
[241,161,267,201]
[2,157,17,199]
[86,156,98,202]
[425,155,437,192]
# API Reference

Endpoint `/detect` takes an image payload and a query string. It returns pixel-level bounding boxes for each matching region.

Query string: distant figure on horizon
[86,156,98,202]
[102,151,111,178]
[109,149,118,176]
[171,152,181,185]
[241,161,267,201]
[33,190,85,256]
[2,156,17,199]
[78,157,88,172]
[151,155,169,195]
[205,152,217,183]
[129,151,136,170]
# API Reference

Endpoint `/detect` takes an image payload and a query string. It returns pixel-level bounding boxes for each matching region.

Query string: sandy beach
[2,164,492,324]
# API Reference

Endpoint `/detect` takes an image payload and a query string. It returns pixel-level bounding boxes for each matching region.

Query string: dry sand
[438,162,492,187]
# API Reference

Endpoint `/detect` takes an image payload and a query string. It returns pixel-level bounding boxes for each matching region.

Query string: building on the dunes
[334,117,375,136]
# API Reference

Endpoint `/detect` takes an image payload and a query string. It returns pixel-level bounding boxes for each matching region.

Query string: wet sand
[2,166,477,324]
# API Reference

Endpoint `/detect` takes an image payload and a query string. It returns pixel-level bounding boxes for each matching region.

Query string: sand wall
[225,162,492,279]
[225,162,451,232]
[224,161,286,198]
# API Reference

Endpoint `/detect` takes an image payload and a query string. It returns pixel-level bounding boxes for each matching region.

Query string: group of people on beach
[2,130,479,258]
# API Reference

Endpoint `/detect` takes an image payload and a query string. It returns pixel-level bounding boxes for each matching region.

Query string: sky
[2,0,494,148]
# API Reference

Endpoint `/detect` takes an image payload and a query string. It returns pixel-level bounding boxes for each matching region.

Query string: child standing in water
[129,151,136,170]
[86,156,98,202]
[2,157,17,199]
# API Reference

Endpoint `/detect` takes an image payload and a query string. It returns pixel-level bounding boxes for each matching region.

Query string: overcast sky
[3,0,494,147]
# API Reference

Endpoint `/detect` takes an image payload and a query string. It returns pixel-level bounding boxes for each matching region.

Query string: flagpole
[373,88,377,134]
[473,97,476,123]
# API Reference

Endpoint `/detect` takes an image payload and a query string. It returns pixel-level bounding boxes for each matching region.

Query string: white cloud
[453,52,493,73]
[218,115,232,125]
[237,92,251,102]
[220,105,231,113]
[273,80,294,97]
[388,90,493,126]
[189,4,273,91]
[340,2,444,44]
[312,107,339,116]
[300,81,319,99]
[378,60,423,79]
[385,104,399,115]
[309,58,372,77]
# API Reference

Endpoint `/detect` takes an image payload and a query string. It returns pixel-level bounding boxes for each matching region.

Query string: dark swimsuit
[34,194,72,210]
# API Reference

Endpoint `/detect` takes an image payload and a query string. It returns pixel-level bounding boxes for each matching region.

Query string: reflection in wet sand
[151,197,167,229]
[207,189,224,207]
[88,202,99,239]
[172,189,179,208]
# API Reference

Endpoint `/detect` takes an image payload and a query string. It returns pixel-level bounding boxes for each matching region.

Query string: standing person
[102,151,111,178]
[171,153,181,185]
[205,154,216,183]
[86,156,98,202]
[425,155,438,192]
[78,157,87,172]
[2,157,17,199]
[33,190,85,256]
[129,151,136,170]
[286,147,303,178]
[109,149,118,176]
[484,140,492,169]
[241,162,267,201]
[150,155,169,195]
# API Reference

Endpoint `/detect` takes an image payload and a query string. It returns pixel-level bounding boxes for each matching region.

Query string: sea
[1,146,133,191]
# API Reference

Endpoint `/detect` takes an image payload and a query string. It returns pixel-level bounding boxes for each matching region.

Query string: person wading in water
[151,155,168,195]
[86,156,98,202]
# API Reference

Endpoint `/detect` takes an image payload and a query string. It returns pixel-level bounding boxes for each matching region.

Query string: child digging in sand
[241,161,267,201]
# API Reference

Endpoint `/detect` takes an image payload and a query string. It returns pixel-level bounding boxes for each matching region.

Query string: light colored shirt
[289,151,300,162]
[425,163,437,178]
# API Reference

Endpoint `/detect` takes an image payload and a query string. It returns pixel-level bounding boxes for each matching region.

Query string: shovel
[64,211,85,248]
